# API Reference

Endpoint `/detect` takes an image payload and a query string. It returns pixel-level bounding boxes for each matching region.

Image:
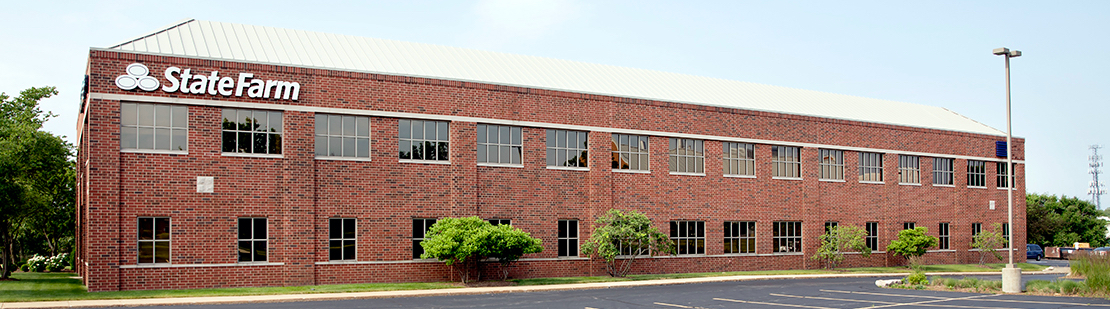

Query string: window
[866,222,878,251]
[670,221,705,255]
[1002,223,1010,245]
[121,103,187,152]
[399,119,449,162]
[329,218,356,261]
[824,221,839,233]
[971,222,982,238]
[558,220,579,257]
[938,223,950,250]
[547,129,588,168]
[612,134,649,171]
[724,142,755,177]
[315,114,370,159]
[903,222,915,230]
[138,217,170,264]
[967,160,986,187]
[933,158,954,185]
[819,149,844,180]
[724,221,756,254]
[859,152,884,182]
[772,146,801,178]
[997,162,1013,189]
[222,109,282,155]
[773,221,802,253]
[237,218,267,262]
[412,218,437,259]
[668,138,704,174]
[488,219,511,226]
[899,155,920,184]
[477,124,521,165]
[618,240,646,256]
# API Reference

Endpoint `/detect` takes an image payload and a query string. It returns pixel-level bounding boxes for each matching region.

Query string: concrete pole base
[1002,265,1023,293]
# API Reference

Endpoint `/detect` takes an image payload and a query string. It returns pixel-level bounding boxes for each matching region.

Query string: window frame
[315,114,371,161]
[724,221,756,254]
[818,149,844,181]
[488,219,511,226]
[558,219,579,258]
[938,222,950,250]
[997,162,1014,189]
[866,222,879,251]
[476,124,523,167]
[399,119,451,164]
[967,160,987,188]
[328,218,357,261]
[120,103,188,154]
[221,108,283,157]
[932,158,955,186]
[898,155,921,185]
[611,134,650,173]
[237,217,268,263]
[137,217,171,264]
[546,129,589,170]
[670,220,705,255]
[412,218,438,259]
[772,146,801,179]
[858,152,884,183]
[903,222,916,230]
[668,138,705,175]
[723,142,755,178]
[773,221,802,253]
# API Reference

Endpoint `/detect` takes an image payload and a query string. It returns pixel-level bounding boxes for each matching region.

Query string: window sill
[724,174,756,179]
[121,149,188,155]
[997,187,1014,190]
[547,166,589,172]
[770,252,804,256]
[927,249,957,253]
[969,248,1013,252]
[772,177,803,181]
[932,184,956,188]
[222,152,283,159]
[669,172,705,177]
[478,163,524,168]
[316,156,372,162]
[518,257,590,261]
[120,262,284,269]
[819,178,846,183]
[613,169,651,174]
[316,259,442,265]
[968,186,988,189]
[399,159,451,165]
[859,181,885,185]
[899,182,922,186]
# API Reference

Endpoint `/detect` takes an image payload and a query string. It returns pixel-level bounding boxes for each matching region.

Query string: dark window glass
[238,217,268,262]
[724,221,756,254]
[670,221,705,255]
[222,108,281,155]
[773,221,802,253]
[137,217,170,264]
[558,220,579,257]
[329,218,357,261]
[412,219,437,259]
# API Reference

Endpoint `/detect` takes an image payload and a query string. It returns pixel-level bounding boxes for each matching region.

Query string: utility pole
[1090,145,1106,210]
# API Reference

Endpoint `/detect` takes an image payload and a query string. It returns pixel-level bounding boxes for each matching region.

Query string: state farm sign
[115,63,300,101]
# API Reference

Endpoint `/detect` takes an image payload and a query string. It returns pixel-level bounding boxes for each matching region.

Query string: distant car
[1026,244,1043,261]
[1095,247,1110,256]
[1060,247,1094,259]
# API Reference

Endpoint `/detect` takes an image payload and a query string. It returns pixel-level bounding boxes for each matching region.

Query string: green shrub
[904,271,928,285]
[1061,280,1083,294]
[1072,252,1110,293]
[939,278,958,289]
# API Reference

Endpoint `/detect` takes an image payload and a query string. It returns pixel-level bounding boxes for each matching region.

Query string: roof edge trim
[108,18,196,49]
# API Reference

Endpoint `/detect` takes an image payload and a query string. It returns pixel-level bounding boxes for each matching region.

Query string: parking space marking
[858,294,1000,309]
[771,293,897,305]
[823,288,1110,307]
[821,289,950,299]
[713,297,837,309]
[653,302,691,308]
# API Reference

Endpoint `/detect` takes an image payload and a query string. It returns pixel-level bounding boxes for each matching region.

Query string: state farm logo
[115,63,160,91]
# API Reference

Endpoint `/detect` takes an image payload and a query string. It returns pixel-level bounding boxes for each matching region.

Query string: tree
[1026,194,1108,247]
[582,209,675,277]
[886,227,938,271]
[0,87,73,279]
[476,224,543,280]
[811,225,871,269]
[971,223,1007,265]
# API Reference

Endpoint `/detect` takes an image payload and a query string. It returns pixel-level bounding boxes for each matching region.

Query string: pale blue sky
[2,1,1107,202]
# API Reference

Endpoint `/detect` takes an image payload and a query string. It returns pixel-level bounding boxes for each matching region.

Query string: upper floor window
[668,138,704,174]
[898,155,920,184]
[399,119,449,162]
[121,103,187,152]
[222,109,281,155]
[547,129,588,168]
[967,160,986,187]
[612,134,649,172]
[771,146,800,178]
[933,158,954,185]
[858,152,883,182]
[997,162,1013,188]
[477,124,521,165]
[723,142,755,177]
[818,149,844,180]
[315,114,370,159]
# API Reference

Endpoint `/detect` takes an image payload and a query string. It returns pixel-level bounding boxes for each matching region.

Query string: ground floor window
[329,218,356,261]
[724,221,755,254]
[558,220,579,257]
[773,221,802,253]
[866,222,878,251]
[938,222,950,250]
[238,218,267,262]
[413,218,437,259]
[138,217,170,264]
[670,221,705,255]
[903,222,915,230]
[488,219,511,226]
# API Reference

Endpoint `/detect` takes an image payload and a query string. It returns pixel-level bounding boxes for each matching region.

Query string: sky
[1,1,1108,202]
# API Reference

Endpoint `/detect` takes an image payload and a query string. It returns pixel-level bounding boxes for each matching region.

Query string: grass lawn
[1,263,1047,302]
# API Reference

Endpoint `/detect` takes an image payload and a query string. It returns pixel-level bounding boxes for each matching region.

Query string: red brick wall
[77,50,1027,291]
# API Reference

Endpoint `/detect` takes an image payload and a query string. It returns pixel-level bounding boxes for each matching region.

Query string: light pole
[993,46,1021,293]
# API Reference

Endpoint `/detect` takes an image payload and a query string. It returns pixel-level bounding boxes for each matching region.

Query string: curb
[0,270,1067,308]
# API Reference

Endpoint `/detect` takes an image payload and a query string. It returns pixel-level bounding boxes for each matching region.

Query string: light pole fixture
[993,46,1021,293]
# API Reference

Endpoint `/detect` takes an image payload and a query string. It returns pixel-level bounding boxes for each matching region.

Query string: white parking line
[821,289,949,299]
[857,294,1000,309]
[653,302,692,308]
[771,293,897,304]
[822,288,1110,307]
[713,297,836,309]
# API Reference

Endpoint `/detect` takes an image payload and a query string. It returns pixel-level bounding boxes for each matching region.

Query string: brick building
[76,19,1026,292]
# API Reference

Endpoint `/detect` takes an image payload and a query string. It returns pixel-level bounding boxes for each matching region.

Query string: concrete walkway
[0,269,1069,309]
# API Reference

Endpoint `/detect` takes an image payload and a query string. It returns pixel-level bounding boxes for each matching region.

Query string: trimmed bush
[904,271,928,286]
